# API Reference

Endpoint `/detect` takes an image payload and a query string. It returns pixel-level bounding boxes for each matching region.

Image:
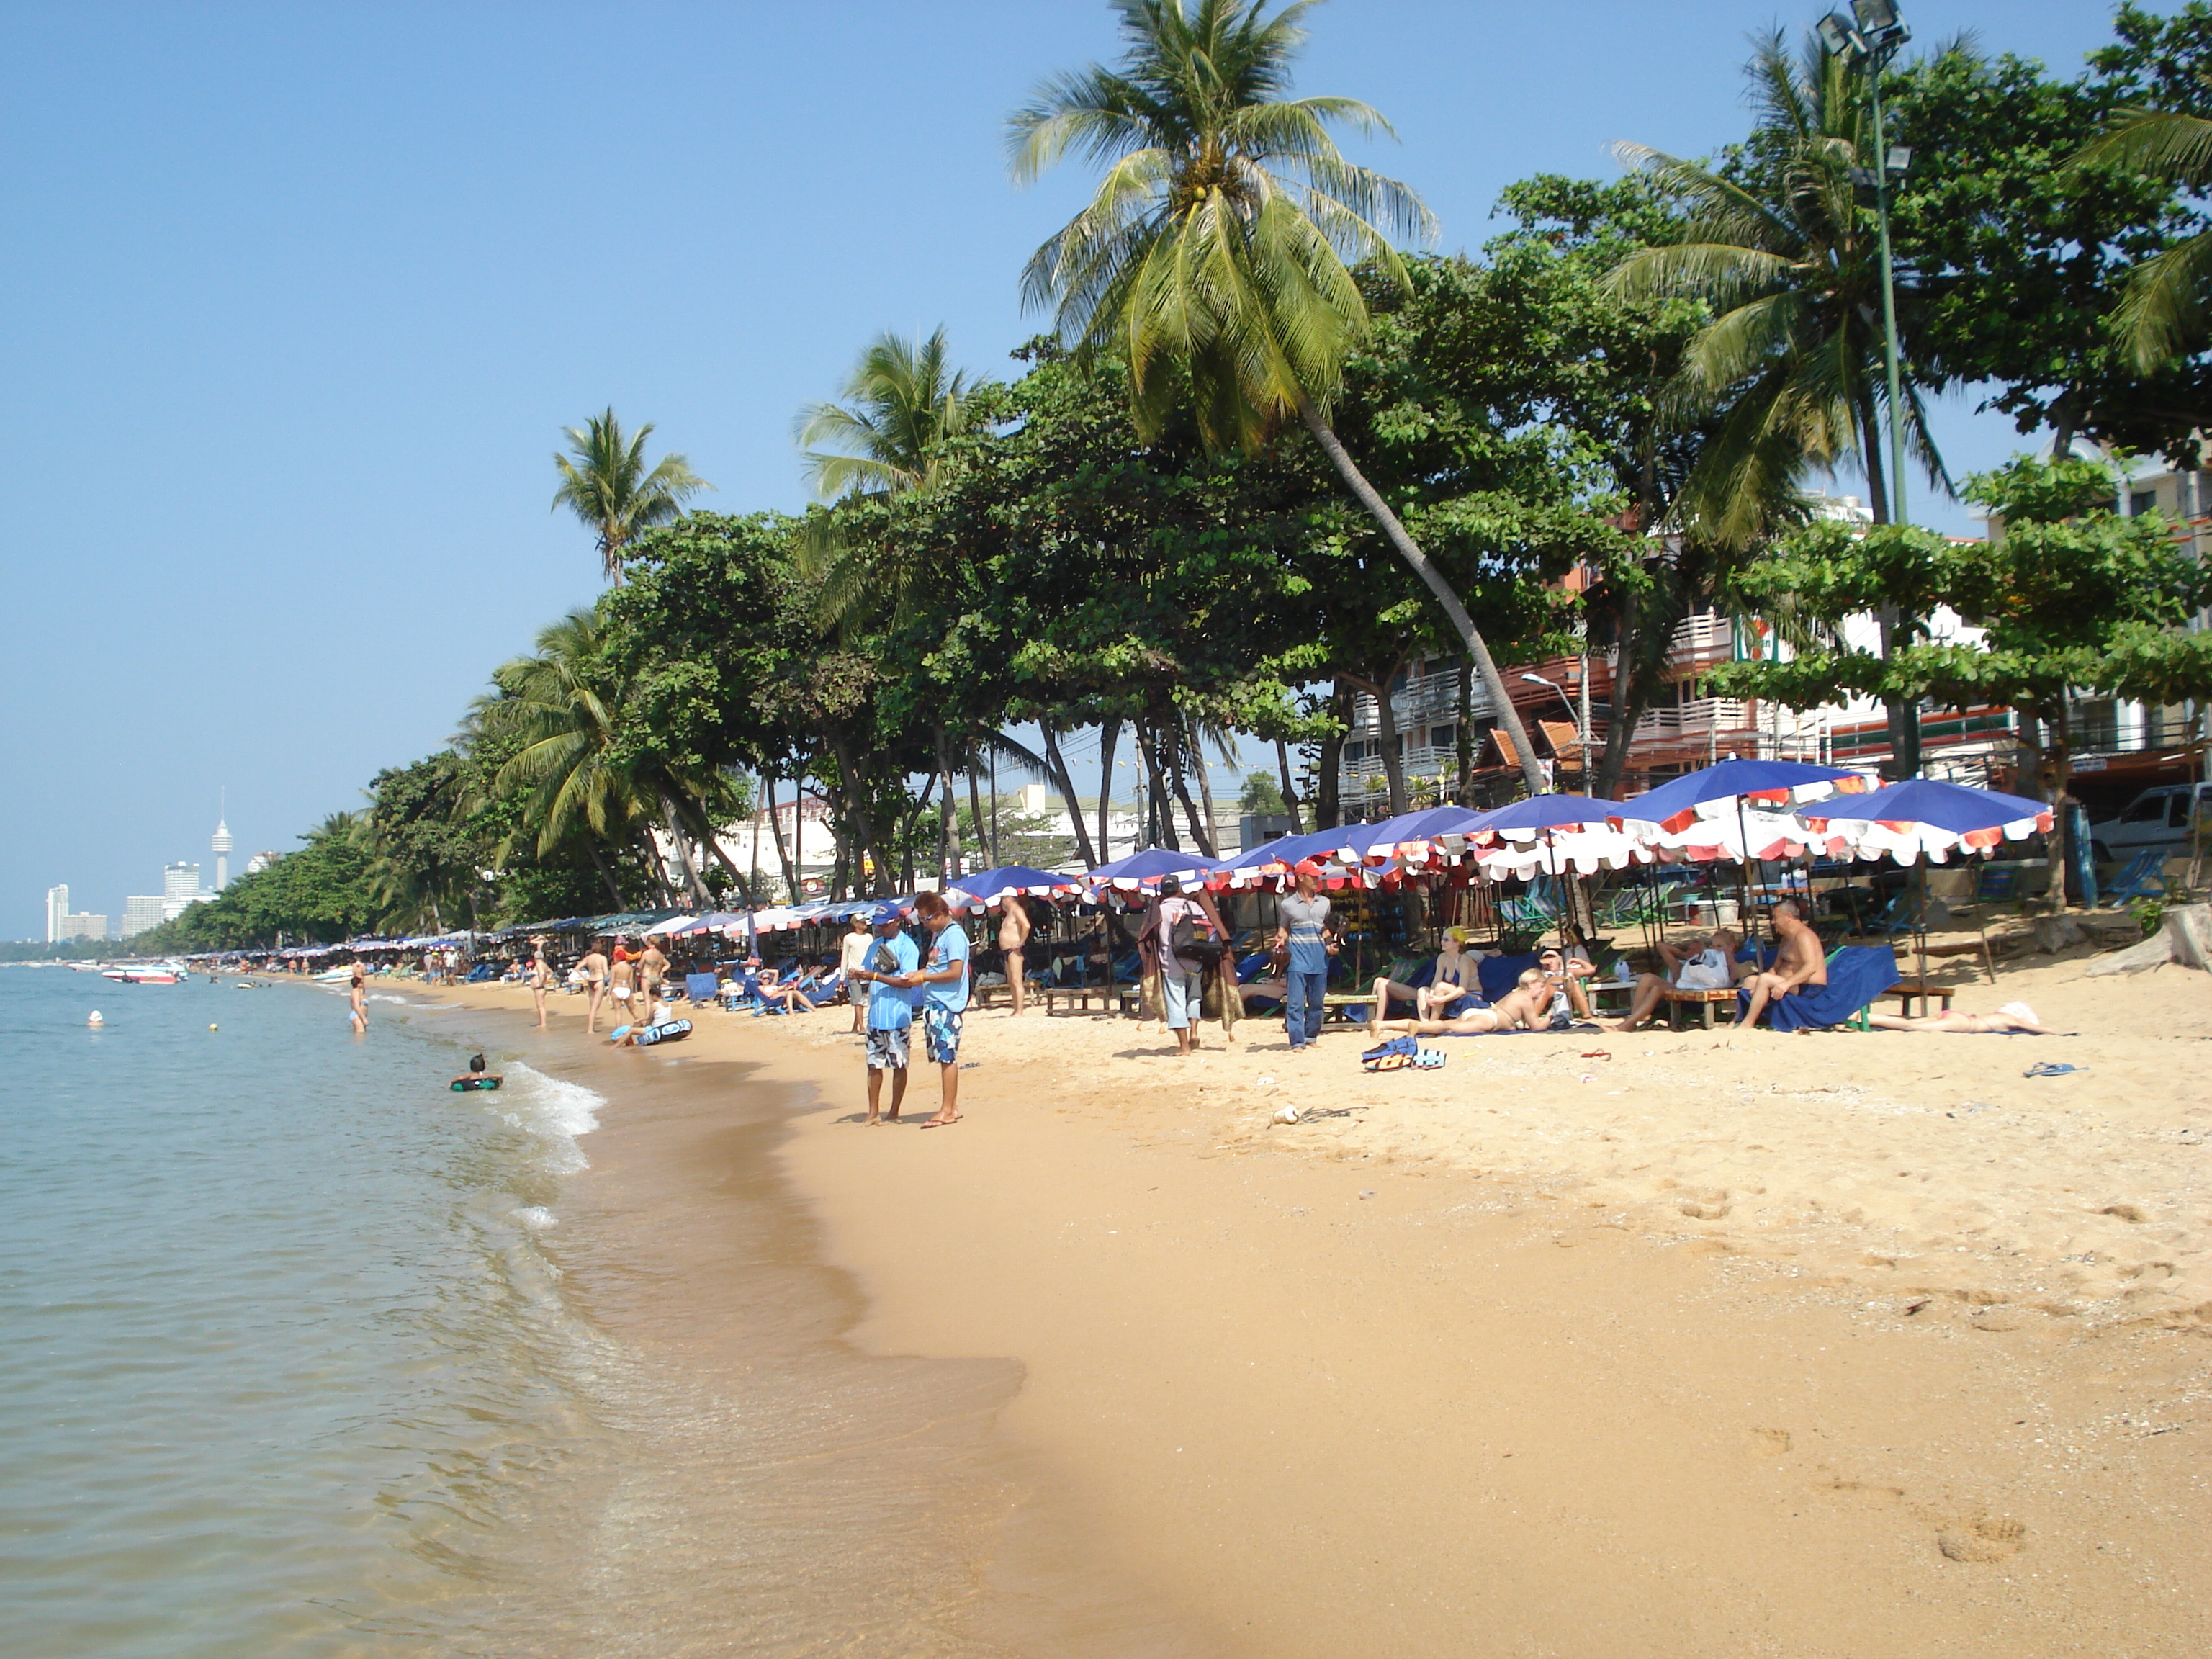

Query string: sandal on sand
[1413,1049,1446,1069]
[2023,1062,2080,1078]
[1364,1053,1412,1073]
[1361,1035,1418,1065]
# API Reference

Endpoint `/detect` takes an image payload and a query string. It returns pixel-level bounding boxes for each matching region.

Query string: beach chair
[1738,945,1901,1031]
[2098,850,2171,907]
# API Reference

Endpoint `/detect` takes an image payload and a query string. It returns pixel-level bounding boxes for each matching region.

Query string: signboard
[2072,755,2108,774]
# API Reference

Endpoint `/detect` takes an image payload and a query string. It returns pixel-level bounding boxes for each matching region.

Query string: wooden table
[1041,983,1139,1017]
[1659,986,1740,1029]
[1889,980,1954,1018]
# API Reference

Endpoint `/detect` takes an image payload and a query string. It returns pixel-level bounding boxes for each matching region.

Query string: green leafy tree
[1238,769,1286,813]
[1008,0,1546,788]
[1712,454,2212,907]
[552,408,711,584]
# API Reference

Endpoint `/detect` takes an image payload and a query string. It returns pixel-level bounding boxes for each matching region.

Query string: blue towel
[1743,945,1899,1031]
[684,972,719,1004]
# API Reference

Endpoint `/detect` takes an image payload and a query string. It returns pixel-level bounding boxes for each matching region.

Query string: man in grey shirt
[1271,863,1336,1050]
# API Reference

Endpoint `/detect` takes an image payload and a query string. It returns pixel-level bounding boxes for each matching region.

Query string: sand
[425,931,2212,1657]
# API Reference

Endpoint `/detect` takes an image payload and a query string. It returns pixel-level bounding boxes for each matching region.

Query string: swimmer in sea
[450,1053,501,1086]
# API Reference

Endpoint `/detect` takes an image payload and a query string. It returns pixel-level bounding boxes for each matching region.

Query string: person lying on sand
[1365,927,1483,1033]
[1735,900,1826,1029]
[1614,928,1754,1031]
[1371,969,1554,1037]
[1866,1001,2053,1034]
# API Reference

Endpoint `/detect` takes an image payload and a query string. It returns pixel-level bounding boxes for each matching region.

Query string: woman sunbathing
[1370,970,1555,1037]
[1866,1001,2053,1034]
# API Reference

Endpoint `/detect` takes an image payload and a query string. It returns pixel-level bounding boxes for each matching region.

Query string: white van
[2087,783,2211,865]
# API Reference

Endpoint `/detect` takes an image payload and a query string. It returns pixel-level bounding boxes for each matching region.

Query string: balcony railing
[1630,697,1750,740]
[1346,674,1498,740]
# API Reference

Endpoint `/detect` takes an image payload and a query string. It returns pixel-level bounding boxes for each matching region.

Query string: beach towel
[684,972,719,1005]
[1475,953,1541,1001]
[1745,945,1899,1031]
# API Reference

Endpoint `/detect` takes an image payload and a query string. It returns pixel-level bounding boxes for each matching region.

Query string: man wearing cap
[1271,862,1338,1051]
[845,904,921,1124]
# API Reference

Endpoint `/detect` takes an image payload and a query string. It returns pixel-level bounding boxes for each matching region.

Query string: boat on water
[101,963,189,984]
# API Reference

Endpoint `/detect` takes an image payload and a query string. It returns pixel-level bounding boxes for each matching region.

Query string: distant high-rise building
[243,850,281,877]
[212,811,233,893]
[162,861,203,922]
[45,884,68,943]
[121,896,166,938]
[58,912,108,942]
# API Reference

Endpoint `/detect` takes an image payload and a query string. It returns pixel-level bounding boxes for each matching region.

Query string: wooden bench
[1890,980,1954,1018]
[1041,982,1139,1016]
[1659,986,1740,1029]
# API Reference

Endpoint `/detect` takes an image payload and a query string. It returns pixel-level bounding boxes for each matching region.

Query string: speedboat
[102,965,185,984]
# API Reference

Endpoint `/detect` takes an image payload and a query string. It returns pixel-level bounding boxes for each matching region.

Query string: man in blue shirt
[847,902,921,1124]
[902,890,971,1127]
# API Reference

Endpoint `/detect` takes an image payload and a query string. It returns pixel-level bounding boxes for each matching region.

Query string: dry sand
[433,931,2212,1657]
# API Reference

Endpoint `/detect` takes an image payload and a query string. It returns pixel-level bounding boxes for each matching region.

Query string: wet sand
[423,949,2212,1657]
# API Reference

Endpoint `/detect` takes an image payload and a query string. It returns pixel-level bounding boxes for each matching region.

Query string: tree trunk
[1297,393,1545,793]
[1316,684,1347,830]
[1455,662,1474,805]
[765,773,795,902]
[671,788,752,905]
[965,745,986,875]
[1274,737,1304,835]
[1141,721,1179,850]
[988,742,1002,868]
[1190,714,1221,852]
[1347,665,1410,817]
[1040,720,1099,867]
[587,842,625,908]
[658,796,711,908]
[1168,719,1216,856]
[1097,716,1121,858]
[934,727,956,886]
[2046,708,2075,915]
[1593,584,1641,801]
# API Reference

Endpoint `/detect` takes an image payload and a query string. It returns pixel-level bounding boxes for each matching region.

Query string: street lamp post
[1519,673,1589,789]
[1820,0,1917,775]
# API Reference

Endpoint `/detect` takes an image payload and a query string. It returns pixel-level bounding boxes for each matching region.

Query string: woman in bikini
[1866,1001,2053,1034]
[527,938,553,1030]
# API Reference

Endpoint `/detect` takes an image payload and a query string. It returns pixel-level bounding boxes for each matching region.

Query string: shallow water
[0,968,621,1657]
[1,969,1205,1658]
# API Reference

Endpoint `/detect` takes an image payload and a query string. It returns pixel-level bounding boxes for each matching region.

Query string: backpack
[1169,905,1226,968]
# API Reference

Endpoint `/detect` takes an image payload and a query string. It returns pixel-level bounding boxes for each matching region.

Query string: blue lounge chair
[1741,945,1900,1031]
[2099,850,2171,907]
[683,971,720,1005]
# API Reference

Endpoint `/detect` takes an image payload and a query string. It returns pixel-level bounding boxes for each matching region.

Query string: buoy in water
[88,1011,104,1026]
[209,1023,219,1031]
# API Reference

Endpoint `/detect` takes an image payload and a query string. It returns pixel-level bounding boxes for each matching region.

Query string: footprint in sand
[1938,1516,2027,1563]
[1749,1427,1791,1456]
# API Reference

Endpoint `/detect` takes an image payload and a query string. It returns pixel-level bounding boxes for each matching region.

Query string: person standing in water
[349,961,369,1033]
[577,940,610,1034]
[527,938,553,1030]
[997,894,1033,1017]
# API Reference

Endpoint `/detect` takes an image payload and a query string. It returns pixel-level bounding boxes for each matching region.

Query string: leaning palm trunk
[1189,715,1221,855]
[1274,738,1304,834]
[658,796,709,907]
[1166,724,1214,856]
[1040,721,1099,867]
[1096,717,1121,858]
[1295,397,1545,793]
[935,727,957,884]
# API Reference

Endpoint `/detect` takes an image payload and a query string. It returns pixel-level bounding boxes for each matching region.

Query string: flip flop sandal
[2023,1062,2082,1078]
[1414,1049,1446,1069]
[1364,1053,1413,1073]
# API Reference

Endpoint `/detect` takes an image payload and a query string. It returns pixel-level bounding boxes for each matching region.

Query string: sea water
[0,968,619,1658]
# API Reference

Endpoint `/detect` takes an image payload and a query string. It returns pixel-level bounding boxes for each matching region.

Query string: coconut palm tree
[1603,31,1943,538]
[1007,0,1545,791]
[2072,109,2212,371]
[551,409,711,584]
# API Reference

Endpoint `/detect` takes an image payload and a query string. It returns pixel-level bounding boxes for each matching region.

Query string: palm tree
[1603,32,1943,537]
[2072,110,2212,371]
[798,328,986,879]
[552,409,711,584]
[1007,0,1545,791]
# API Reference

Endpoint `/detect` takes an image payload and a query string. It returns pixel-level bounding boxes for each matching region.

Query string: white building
[57,912,107,941]
[121,896,166,938]
[45,884,68,943]
[211,814,233,892]
[243,850,281,877]
[163,861,203,922]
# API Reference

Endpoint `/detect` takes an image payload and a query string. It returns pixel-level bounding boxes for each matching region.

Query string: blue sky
[0,0,2130,935]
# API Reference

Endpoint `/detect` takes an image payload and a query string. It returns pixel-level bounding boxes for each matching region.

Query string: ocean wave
[498,1063,604,1176]
[512,1205,558,1231]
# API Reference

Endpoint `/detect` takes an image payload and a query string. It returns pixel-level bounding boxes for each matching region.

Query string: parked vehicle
[2087,783,2211,865]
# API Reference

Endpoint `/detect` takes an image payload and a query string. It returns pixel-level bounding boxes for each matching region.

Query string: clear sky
[0,0,2131,935]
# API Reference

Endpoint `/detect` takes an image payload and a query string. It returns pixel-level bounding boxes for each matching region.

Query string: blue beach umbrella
[1220,829,1349,879]
[1467,792,1632,834]
[943,865,1085,906]
[1332,806,1487,863]
[1084,845,1231,889]
[1618,757,1868,834]
[1794,778,2052,859]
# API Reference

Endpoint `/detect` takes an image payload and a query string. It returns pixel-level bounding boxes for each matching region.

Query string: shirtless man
[997,895,1033,1017]
[1735,900,1827,1028]
[577,940,610,1034]
[1614,928,1754,1032]
[1867,1001,2052,1034]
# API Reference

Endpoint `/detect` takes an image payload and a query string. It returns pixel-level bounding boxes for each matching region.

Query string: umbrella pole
[1916,860,1930,1003]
